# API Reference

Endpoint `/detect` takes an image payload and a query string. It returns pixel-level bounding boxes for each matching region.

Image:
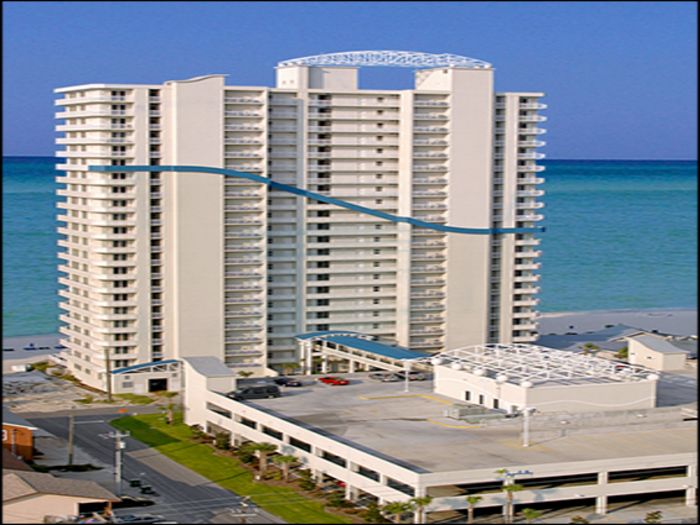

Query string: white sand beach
[2,333,62,373]
[538,308,697,336]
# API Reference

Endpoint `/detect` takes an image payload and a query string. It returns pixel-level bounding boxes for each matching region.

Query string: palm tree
[465,495,482,524]
[249,442,277,479]
[272,454,297,482]
[502,483,523,524]
[381,501,412,524]
[409,496,433,524]
[521,508,543,524]
[238,370,254,378]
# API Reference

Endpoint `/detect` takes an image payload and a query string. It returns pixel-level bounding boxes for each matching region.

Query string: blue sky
[3,1,697,159]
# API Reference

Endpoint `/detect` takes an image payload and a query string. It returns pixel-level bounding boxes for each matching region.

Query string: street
[24,410,284,524]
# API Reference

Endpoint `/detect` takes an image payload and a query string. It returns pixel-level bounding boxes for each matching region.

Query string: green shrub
[214,432,231,450]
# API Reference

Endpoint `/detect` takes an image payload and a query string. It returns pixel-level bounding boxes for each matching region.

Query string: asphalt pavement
[25,410,284,524]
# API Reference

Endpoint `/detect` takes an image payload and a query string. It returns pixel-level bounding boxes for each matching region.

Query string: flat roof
[182,357,235,378]
[324,335,429,360]
[240,373,696,473]
[630,335,691,354]
[434,344,655,386]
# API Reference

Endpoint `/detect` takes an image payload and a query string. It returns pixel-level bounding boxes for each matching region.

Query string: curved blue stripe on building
[88,165,545,236]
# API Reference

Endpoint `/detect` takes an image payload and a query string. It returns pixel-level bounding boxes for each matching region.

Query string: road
[25,410,284,524]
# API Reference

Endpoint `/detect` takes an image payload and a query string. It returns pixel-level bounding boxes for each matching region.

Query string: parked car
[368,371,400,382]
[273,376,303,387]
[227,384,281,400]
[394,370,428,381]
[318,376,349,386]
[112,496,156,509]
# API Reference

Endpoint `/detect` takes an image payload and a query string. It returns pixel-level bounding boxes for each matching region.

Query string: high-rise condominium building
[55,51,546,393]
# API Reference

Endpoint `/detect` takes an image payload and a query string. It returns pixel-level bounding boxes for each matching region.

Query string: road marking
[359,393,453,405]
[426,418,480,429]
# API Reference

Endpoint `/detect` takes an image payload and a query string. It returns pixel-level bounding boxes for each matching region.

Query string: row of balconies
[56,95,129,106]
[308,99,400,108]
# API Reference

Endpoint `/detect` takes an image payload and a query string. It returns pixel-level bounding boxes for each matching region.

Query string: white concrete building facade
[54,51,546,392]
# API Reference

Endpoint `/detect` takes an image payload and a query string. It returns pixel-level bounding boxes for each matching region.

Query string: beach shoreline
[3,307,696,365]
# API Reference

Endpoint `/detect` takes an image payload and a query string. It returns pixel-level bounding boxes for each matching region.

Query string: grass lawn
[114,393,154,405]
[112,412,352,524]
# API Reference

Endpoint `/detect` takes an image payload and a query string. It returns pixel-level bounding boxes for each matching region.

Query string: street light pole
[403,360,411,393]
[67,414,75,466]
[104,430,129,495]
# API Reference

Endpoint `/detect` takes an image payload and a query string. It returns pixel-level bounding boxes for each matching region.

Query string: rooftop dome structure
[277,50,491,69]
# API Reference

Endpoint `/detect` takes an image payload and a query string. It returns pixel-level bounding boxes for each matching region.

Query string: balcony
[516,189,545,197]
[518,127,546,135]
[225,124,263,131]
[413,113,449,120]
[225,138,263,145]
[519,140,546,147]
[518,152,546,160]
[413,139,448,146]
[518,177,545,185]
[414,126,448,133]
[518,165,546,172]
[519,115,547,123]
[225,97,264,104]
[413,165,448,172]
[226,111,263,118]
[516,213,544,222]
[414,100,449,107]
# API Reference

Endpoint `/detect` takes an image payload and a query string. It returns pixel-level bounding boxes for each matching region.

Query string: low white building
[431,344,659,413]
[628,334,690,371]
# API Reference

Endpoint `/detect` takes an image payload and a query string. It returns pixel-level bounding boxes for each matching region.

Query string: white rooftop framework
[432,344,658,386]
[277,50,492,69]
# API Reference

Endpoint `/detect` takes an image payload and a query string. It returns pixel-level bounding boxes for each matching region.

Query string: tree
[409,496,433,524]
[189,424,206,441]
[279,362,299,375]
[213,432,230,450]
[272,454,297,482]
[465,495,482,524]
[501,483,524,524]
[521,508,543,524]
[615,346,629,360]
[381,501,412,524]
[644,511,663,524]
[249,442,277,479]
[364,502,388,523]
[569,517,590,524]
[238,371,254,378]
[297,468,316,491]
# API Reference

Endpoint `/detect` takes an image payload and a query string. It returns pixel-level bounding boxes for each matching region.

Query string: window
[373,286,380,292]
[317,299,329,306]
[493,399,500,409]
[317,261,330,268]
[479,394,484,405]
[465,391,471,401]
[373,298,380,304]
[316,287,329,294]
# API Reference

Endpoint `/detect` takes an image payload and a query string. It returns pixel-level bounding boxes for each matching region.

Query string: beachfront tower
[54,50,546,393]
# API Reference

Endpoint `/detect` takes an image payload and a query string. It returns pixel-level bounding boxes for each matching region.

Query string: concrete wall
[629,339,687,371]
[3,494,108,523]
[433,364,657,413]
[162,75,225,361]
[417,68,495,348]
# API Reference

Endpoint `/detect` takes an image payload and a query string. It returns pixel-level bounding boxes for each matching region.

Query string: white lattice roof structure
[278,50,491,69]
[431,344,659,386]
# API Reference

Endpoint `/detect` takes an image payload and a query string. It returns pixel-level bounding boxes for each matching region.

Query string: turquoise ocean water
[2,156,697,337]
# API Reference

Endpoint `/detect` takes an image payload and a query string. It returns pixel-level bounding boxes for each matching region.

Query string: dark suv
[227,385,281,400]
